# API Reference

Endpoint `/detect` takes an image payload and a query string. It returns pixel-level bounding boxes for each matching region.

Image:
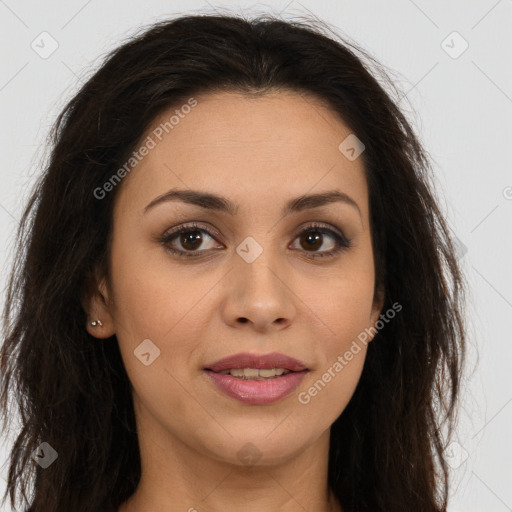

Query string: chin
[202,428,314,467]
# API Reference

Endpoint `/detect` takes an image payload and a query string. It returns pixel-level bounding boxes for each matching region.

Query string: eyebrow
[144,188,362,218]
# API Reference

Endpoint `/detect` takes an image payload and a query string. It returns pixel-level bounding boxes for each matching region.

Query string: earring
[90,319,103,327]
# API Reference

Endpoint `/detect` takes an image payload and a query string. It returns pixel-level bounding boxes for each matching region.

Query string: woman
[0,12,467,512]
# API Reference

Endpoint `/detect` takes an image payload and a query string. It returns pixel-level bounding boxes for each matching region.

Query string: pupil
[302,232,321,251]
[181,231,202,250]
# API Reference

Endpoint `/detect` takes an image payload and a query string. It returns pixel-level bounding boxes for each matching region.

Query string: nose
[220,250,296,334]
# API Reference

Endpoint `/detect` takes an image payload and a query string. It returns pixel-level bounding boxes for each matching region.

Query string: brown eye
[178,230,204,251]
[291,224,352,259]
[160,223,222,257]
[299,231,324,251]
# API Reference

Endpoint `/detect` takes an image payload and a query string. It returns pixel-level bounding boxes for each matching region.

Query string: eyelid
[161,221,222,240]
[294,221,346,239]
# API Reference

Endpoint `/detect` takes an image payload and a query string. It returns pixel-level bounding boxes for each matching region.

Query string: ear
[82,269,116,339]
[368,287,385,343]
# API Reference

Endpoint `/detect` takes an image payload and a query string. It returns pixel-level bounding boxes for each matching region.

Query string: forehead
[116,90,369,220]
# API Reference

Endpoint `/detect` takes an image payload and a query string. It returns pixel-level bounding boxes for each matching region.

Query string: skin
[85,90,384,512]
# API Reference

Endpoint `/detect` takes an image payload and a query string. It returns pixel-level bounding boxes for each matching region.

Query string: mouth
[203,352,309,404]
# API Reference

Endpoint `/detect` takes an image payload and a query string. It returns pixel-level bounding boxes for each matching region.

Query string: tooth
[243,368,260,378]
[220,368,290,379]
[259,368,277,378]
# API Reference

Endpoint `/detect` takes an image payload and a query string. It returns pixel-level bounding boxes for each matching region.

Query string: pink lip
[205,352,308,373]
[204,352,309,405]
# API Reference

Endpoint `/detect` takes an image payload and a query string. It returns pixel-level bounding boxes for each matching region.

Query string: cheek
[305,258,376,355]
[297,345,367,434]
[108,223,202,337]
[108,255,207,424]
[108,239,228,410]
[297,264,375,418]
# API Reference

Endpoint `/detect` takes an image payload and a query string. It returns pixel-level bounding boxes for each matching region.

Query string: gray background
[1,1,511,511]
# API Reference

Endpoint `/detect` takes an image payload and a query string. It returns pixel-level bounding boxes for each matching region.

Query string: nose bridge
[236,234,285,299]
[226,234,295,330]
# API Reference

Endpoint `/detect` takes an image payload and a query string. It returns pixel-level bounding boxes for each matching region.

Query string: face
[87,90,383,466]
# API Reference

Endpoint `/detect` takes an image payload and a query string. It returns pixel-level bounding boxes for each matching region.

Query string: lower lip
[204,370,308,405]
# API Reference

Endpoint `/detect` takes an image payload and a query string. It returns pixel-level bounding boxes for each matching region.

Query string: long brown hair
[0,12,467,512]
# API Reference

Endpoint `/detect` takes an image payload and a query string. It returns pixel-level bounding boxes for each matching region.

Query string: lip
[204,352,309,373]
[204,352,309,405]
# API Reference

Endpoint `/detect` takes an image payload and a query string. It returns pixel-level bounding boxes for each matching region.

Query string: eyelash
[159,222,352,260]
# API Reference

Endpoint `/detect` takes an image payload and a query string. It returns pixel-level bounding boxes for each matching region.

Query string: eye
[159,222,352,259]
[290,222,352,259]
[159,222,222,257]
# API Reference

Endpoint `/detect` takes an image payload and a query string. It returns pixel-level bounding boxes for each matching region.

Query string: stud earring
[90,319,103,327]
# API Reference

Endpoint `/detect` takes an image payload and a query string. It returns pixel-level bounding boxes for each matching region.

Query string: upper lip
[204,352,309,373]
